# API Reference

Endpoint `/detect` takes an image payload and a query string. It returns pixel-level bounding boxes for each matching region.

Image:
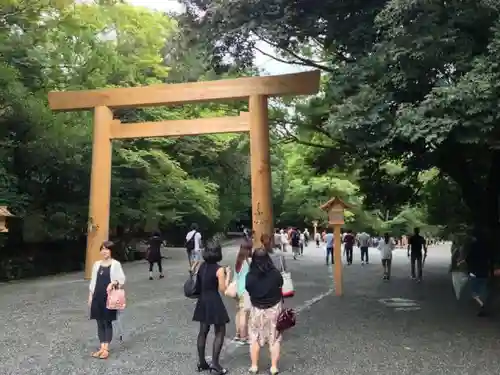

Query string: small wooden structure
[320,197,349,296]
[48,71,321,279]
[0,206,14,233]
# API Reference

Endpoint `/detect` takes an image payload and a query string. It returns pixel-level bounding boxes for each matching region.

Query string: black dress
[147,236,162,263]
[192,263,230,325]
[90,265,117,321]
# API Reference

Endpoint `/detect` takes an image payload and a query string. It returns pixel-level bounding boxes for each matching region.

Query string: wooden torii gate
[48,70,321,279]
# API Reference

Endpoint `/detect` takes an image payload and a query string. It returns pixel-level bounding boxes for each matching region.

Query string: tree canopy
[179,0,500,250]
[5,0,493,278]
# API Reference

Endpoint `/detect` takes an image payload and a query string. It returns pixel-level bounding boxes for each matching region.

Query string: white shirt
[357,232,371,247]
[299,233,305,243]
[89,259,126,293]
[378,238,395,259]
[186,230,202,251]
[314,233,321,240]
[274,233,281,245]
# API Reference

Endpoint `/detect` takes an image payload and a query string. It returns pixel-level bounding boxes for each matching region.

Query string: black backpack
[186,232,197,252]
[291,230,300,246]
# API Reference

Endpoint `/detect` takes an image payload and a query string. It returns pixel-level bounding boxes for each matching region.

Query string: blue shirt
[325,233,334,248]
[235,261,250,297]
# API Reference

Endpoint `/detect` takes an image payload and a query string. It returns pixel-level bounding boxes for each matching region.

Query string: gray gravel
[0,243,498,374]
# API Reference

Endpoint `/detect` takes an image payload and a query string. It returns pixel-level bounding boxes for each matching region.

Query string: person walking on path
[88,241,126,359]
[233,239,253,343]
[280,230,288,252]
[303,228,310,247]
[314,231,321,247]
[186,223,202,266]
[290,228,301,260]
[343,229,355,265]
[407,227,427,282]
[274,229,281,250]
[147,231,164,280]
[357,231,371,265]
[464,231,490,317]
[325,228,334,266]
[246,247,284,375]
[299,230,305,256]
[192,242,231,374]
[378,233,395,280]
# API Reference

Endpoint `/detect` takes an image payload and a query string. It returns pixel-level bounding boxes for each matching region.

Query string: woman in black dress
[88,241,126,359]
[193,241,231,374]
[147,231,164,280]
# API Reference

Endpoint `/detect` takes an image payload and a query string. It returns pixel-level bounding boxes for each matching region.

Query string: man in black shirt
[407,227,427,282]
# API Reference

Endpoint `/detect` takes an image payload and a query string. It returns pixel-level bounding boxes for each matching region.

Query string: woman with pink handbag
[88,241,126,359]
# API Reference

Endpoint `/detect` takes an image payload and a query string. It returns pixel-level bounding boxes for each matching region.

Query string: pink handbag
[107,287,126,310]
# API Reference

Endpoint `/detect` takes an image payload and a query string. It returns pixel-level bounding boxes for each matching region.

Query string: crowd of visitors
[87,222,439,371]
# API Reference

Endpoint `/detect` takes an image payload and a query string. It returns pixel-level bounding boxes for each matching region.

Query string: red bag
[276,307,296,332]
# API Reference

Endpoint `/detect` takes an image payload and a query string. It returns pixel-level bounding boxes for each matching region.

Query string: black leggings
[197,323,226,369]
[96,320,113,343]
[149,259,162,273]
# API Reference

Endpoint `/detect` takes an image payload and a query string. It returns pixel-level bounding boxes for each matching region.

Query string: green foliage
[0,0,252,246]
[180,0,500,243]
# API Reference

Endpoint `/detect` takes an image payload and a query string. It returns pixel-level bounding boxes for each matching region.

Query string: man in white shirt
[357,232,371,265]
[185,223,202,265]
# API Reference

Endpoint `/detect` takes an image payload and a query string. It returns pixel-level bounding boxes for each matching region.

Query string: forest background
[1,0,499,279]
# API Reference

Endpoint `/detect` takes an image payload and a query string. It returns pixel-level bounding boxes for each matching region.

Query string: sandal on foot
[91,349,103,358]
[98,349,109,359]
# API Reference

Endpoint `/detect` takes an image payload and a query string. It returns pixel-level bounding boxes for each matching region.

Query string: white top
[280,233,288,244]
[186,230,202,251]
[89,259,126,293]
[274,233,281,245]
[299,233,305,243]
[357,232,371,247]
[314,233,321,240]
[378,238,396,259]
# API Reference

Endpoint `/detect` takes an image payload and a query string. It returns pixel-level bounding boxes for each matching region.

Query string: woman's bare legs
[239,310,249,339]
[235,308,241,338]
[250,341,260,371]
[269,341,281,372]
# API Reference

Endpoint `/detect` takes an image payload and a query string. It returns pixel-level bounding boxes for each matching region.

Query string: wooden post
[320,197,348,296]
[85,106,113,279]
[333,224,343,296]
[249,95,273,247]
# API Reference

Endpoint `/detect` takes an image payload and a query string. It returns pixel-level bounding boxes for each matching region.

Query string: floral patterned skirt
[249,302,283,347]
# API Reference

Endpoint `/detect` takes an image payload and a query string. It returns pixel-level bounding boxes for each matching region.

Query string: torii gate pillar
[249,95,273,244]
